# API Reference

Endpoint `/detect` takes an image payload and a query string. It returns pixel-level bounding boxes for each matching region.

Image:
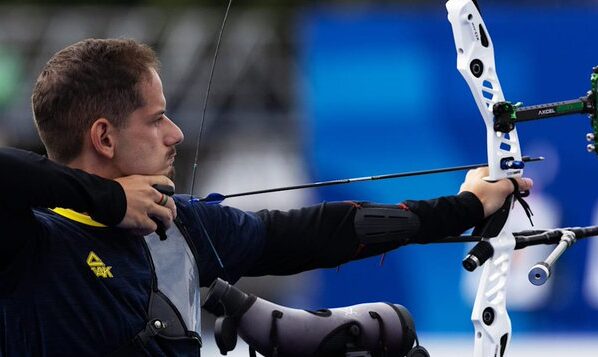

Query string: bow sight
[493,66,598,152]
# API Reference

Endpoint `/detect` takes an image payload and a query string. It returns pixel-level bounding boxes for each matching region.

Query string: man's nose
[164,116,184,145]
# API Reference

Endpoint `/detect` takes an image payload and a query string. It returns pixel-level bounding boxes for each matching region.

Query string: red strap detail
[353,243,366,258]
[345,201,362,208]
[397,203,410,211]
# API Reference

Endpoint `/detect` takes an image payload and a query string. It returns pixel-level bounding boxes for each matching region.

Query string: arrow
[196,155,543,205]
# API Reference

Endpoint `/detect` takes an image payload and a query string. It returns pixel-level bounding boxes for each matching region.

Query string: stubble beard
[167,166,176,181]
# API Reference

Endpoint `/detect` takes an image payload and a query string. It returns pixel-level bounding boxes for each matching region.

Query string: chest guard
[110,221,202,356]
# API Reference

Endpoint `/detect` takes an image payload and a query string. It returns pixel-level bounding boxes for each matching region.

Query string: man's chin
[167,166,176,181]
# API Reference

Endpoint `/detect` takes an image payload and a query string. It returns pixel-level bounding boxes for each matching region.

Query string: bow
[446,1,598,355]
[446,1,523,356]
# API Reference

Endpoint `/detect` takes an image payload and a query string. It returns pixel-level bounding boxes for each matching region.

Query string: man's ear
[89,118,116,159]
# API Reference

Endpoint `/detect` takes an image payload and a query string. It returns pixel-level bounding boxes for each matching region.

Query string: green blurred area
[0,47,21,108]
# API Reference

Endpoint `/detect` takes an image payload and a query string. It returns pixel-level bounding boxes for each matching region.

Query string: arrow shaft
[202,156,543,202]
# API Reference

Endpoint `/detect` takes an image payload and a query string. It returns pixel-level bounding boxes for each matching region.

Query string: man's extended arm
[245,167,532,277]
[246,193,483,276]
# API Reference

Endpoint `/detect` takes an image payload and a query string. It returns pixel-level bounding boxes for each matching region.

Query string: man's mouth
[167,151,176,165]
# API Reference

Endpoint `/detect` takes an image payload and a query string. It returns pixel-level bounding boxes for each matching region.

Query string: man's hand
[114,175,177,235]
[459,168,534,218]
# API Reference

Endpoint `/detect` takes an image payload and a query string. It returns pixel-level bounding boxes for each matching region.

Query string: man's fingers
[154,194,177,220]
[459,167,534,218]
[475,167,489,176]
[133,217,158,236]
[163,196,177,219]
[497,176,534,196]
[149,204,175,229]
[114,174,177,235]
[152,186,177,220]
[512,177,534,193]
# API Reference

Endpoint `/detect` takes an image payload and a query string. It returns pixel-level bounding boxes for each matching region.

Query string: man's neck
[67,152,118,179]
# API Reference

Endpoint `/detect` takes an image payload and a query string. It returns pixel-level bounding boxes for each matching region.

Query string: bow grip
[462,195,513,271]
[152,184,175,196]
[151,184,175,241]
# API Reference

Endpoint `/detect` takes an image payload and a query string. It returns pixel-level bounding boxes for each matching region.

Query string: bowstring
[190,0,234,196]
[187,0,234,275]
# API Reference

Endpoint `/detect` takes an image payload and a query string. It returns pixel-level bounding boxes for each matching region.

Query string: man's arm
[0,148,128,270]
[0,148,126,224]
[0,148,174,270]
[246,193,481,276]
[247,168,533,277]
[181,167,532,284]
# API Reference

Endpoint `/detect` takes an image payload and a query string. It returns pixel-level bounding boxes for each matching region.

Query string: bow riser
[447,1,520,356]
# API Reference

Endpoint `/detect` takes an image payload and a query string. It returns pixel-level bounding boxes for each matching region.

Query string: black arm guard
[351,203,421,260]
[354,204,420,246]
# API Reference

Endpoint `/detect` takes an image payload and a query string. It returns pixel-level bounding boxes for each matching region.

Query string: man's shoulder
[172,195,261,228]
[31,208,113,237]
[172,194,224,213]
[172,194,199,213]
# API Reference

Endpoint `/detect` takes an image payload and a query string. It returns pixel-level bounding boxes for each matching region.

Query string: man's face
[112,68,184,179]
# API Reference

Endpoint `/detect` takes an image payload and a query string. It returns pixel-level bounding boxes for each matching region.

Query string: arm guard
[354,204,420,246]
[351,203,420,260]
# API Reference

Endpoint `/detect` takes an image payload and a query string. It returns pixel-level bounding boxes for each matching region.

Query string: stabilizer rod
[492,66,598,153]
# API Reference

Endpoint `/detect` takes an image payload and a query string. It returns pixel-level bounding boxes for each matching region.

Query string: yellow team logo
[86,251,113,278]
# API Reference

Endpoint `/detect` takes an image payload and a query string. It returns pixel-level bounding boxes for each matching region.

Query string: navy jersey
[0,198,265,356]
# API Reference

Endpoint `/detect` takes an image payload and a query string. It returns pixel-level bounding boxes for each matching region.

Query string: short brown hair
[32,38,160,163]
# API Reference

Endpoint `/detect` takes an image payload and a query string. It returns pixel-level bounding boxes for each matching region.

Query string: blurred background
[1,0,598,355]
